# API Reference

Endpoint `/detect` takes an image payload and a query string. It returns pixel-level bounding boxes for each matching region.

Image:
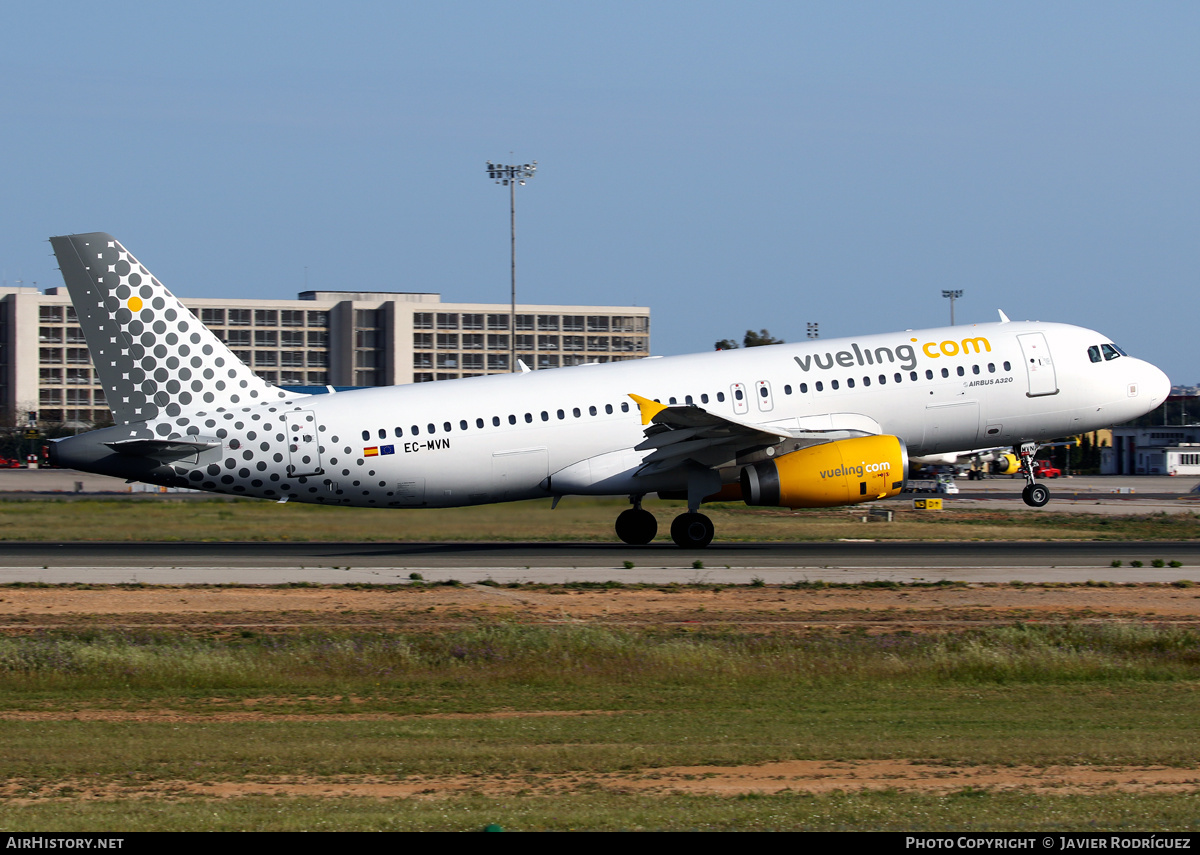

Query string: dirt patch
[0,707,630,723]
[7,760,1200,801]
[0,583,1197,634]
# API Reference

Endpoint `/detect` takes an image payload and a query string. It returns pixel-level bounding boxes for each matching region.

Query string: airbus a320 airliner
[47,233,1170,548]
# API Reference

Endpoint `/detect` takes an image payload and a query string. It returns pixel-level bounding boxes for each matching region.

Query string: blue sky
[2,2,1197,380]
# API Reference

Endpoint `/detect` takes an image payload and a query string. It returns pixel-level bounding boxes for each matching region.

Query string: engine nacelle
[992,453,1021,475]
[740,435,908,508]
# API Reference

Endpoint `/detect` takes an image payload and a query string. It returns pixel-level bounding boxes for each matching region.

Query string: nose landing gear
[1015,441,1050,507]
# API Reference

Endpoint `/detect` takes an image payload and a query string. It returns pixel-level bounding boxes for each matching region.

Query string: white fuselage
[179,319,1163,509]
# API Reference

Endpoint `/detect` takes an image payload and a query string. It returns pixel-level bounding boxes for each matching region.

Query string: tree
[742,329,784,347]
[715,329,785,350]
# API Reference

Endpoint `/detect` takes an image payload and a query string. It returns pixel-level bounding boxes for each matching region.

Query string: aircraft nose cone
[1145,363,1171,408]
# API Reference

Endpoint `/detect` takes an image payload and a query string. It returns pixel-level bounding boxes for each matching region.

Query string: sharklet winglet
[629,393,668,426]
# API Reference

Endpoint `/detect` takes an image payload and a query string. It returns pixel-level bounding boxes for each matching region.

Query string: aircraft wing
[629,394,814,476]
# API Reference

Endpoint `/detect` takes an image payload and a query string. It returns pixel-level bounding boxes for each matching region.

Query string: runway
[0,540,1196,585]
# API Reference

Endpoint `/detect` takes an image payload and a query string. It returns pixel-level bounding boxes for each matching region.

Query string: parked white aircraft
[47,233,1170,547]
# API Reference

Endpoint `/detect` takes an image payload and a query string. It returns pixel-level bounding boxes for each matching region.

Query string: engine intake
[740,435,908,508]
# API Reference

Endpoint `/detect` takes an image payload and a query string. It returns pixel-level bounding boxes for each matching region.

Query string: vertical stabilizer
[49,233,299,425]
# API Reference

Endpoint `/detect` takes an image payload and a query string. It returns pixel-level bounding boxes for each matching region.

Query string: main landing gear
[615,498,657,545]
[614,494,716,548]
[1015,441,1050,508]
[670,512,714,549]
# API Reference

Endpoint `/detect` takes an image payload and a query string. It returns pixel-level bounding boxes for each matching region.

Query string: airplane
[46,232,1171,548]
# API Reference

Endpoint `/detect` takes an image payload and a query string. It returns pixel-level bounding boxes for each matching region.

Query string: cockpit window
[1101,343,1122,361]
[1088,345,1102,363]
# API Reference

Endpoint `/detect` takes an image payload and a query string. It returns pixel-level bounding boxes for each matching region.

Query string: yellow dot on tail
[128,296,142,312]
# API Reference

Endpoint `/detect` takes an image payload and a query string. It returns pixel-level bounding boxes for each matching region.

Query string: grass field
[0,495,1197,541]
[0,615,1197,831]
[0,496,1197,830]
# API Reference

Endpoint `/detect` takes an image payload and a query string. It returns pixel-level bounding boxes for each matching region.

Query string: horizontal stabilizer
[104,438,220,460]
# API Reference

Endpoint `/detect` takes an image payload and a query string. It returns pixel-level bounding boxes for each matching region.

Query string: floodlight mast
[942,289,963,326]
[486,160,537,372]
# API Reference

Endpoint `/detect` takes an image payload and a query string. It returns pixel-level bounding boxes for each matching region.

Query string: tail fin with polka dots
[49,233,299,426]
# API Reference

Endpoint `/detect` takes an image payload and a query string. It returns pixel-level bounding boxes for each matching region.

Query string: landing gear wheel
[615,508,658,545]
[670,512,714,549]
[1022,483,1050,508]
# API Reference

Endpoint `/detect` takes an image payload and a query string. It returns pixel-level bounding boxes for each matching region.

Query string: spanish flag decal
[364,447,379,457]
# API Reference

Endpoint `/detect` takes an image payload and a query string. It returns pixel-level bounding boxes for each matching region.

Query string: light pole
[942,290,963,326]
[486,160,537,372]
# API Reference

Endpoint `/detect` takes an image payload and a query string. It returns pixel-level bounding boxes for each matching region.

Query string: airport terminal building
[0,286,650,427]
[1101,425,1200,477]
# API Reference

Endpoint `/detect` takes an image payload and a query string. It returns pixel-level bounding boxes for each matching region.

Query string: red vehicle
[1032,461,1062,479]
[0,457,21,469]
